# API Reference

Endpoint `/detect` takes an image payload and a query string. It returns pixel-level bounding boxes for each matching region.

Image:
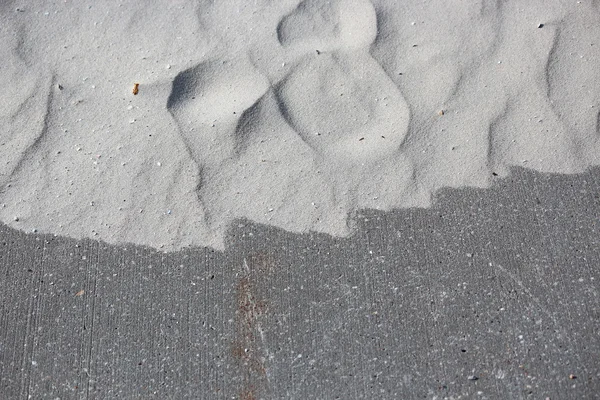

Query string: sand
[0,0,599,251]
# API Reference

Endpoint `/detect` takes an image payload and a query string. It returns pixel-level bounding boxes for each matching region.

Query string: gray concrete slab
[1,167,600,399]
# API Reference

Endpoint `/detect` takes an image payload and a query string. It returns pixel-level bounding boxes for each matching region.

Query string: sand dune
[0,0,599,250]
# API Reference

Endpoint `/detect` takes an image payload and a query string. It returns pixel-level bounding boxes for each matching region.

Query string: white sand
[1,0,599,251]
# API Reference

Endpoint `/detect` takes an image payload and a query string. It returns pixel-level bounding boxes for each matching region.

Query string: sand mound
[0,0,599,250]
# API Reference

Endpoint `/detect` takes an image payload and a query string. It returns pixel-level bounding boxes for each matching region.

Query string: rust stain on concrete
[232,252,277,399]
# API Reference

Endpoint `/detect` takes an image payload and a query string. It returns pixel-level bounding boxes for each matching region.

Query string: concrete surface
[1,167,600,399]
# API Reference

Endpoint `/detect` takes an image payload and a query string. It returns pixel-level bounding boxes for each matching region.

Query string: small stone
[13,217,19,222]
[569,374,577,380]
[467,375,479,381]
[538,23,544,28]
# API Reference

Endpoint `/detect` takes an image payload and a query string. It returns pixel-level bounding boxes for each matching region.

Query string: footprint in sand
[166,56,270,165]
[275,0,411,164]
[166,0,418,243]
[168,0,410,167]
